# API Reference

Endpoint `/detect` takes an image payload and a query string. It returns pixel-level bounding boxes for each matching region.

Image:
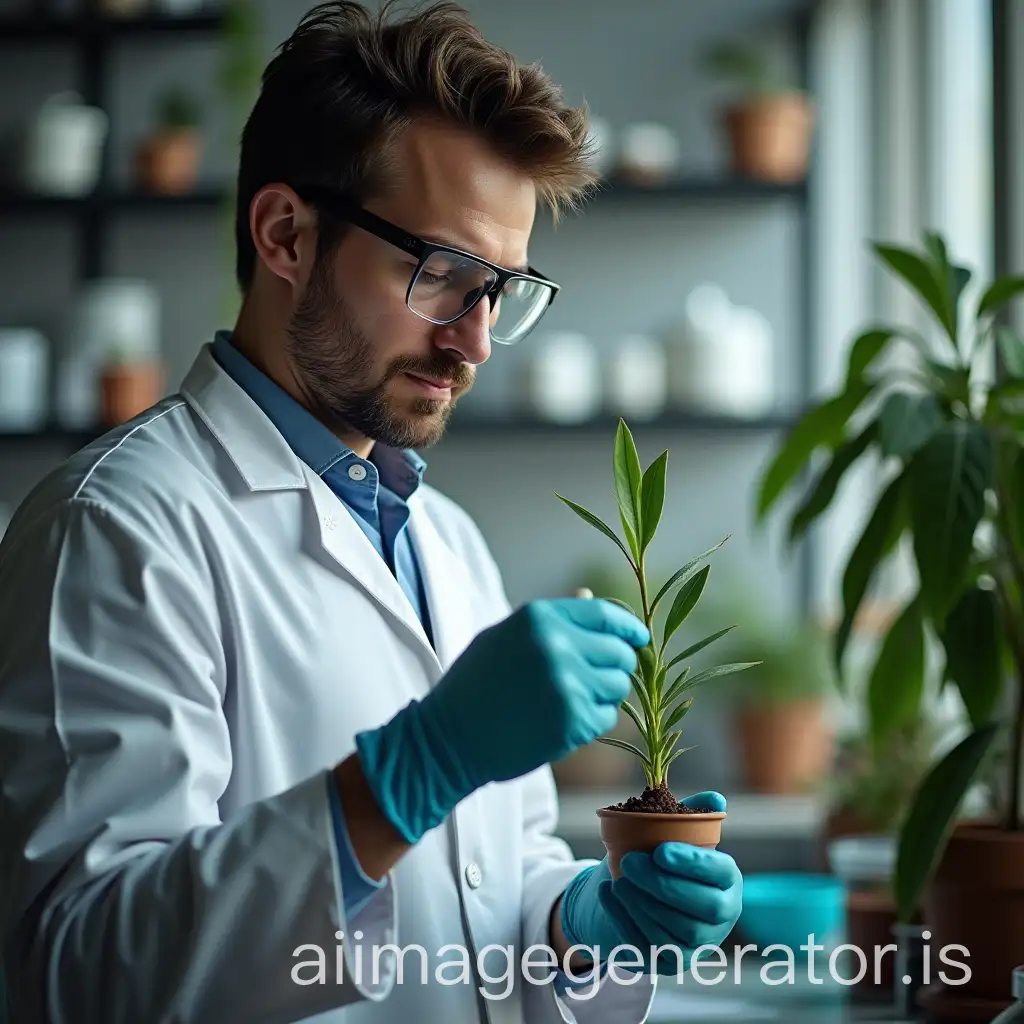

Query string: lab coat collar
[179,344,472,672]
[180,343,307,492]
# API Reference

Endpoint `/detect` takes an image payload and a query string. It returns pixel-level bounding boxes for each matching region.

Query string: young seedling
[555,419,759,811]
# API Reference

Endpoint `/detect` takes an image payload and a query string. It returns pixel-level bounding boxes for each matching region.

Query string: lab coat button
[465,862,483,888]
[348,464,367,481]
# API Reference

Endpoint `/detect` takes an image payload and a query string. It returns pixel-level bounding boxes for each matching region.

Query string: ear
[249,184,318,291]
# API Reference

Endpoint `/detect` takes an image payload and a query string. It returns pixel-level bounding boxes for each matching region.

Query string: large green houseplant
[757,232,1024,1009]
[556,420,759,876]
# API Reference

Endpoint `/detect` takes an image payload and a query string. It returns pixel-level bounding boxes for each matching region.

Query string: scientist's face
[285,118,537,450]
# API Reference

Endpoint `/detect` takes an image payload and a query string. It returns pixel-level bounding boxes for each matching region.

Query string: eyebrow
[422,232,529,274]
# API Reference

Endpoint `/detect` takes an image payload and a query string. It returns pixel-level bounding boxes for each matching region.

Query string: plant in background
[555,419,759,802]
[702,40,789,96]
[756,230,1024,921]
[156,86,202,132]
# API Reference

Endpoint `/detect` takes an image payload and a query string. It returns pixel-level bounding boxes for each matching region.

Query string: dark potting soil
[605,785,712,814]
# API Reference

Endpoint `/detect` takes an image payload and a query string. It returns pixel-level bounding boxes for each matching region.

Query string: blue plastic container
[737,873,847,953]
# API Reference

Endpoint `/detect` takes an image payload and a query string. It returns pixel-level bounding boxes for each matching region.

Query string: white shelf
[554,789,826,842]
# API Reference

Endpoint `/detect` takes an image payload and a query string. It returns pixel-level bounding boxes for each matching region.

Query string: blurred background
[0,0,1019,1010]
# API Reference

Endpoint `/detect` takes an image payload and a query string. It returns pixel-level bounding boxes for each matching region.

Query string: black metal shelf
[0,188,228,216]
[0,410,799,450]
[0,12,224,42]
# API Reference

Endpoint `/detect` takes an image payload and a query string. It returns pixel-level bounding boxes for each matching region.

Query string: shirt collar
[210,330,427,495]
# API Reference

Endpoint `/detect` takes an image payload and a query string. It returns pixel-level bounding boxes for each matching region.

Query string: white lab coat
[0,345,656,1024]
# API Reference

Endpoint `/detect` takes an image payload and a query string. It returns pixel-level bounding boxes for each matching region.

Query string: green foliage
[755,230,1024,922]
[701,40,790,95]
[157,86,202,130]
[556,420,760,791]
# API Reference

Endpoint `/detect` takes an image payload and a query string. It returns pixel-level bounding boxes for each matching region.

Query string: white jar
[523,332,602,423]
[0,328,49,431]
[20,93,108,197]
[603,335,666,419]
[667,284,774,416]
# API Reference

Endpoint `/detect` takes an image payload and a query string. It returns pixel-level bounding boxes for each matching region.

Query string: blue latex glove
[559,792,742,975]
[355,598,650,843]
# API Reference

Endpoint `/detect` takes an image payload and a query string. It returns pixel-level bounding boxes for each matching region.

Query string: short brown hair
[234,0,597,291]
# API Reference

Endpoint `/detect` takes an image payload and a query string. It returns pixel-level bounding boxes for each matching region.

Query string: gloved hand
[355,598,650,843]
[559,792,742,975]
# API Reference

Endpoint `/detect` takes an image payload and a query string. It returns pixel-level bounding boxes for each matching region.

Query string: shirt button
[347,464,367,481]
[465,862,483,889]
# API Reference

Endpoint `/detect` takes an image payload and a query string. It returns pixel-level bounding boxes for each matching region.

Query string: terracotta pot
[100,362,164,425]
[597,807,726,878]
[136,131,201,195]
[723,92,814,182]
[846,889,898,997]
[917,820,1024,1011]
[735,698,833,794]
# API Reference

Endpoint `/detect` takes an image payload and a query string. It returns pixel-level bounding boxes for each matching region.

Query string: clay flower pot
[723,91,813,182]
[597,791,726,878]
[99,361,164,426]
[735,697,833,794]
[136,130,201,195]
[916,820,1024,1017]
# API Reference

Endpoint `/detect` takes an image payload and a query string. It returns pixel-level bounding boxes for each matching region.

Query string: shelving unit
[0,2,819,609]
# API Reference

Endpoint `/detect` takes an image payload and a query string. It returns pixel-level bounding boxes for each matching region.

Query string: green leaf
[639,450,668,553]
[834,472,908,678]
[788,420,878,544]
[662,565,710,648]
[554,493,632,563]
[682,661,761,692]
[664,625,738,671]
[894,723,1000,922]
[878,391,944,459]
[662,667,690,708]
[619,510,640,564]
[657,728,683,759]
[756,379,876,521]
[939,585,1004,728]
[908,422,994,622]
[606,597,639,616]
[844,329,898,387]
[926,360,971,404]
[664,697,693,731]
[867,597,925,749]
[620,699,650,745]
[630,671,656,723]
[596,735,654,776]
[873,241,956,342]
[976,275,1024,320]
[637,642,657,686]
[997,326,1024,379]
[664,745,696,773]
[614,420,644,549]
[650,538,729,614]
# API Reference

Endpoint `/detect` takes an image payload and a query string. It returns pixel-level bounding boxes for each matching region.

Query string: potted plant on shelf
[555,419,759,877]
[99,341,164,427]
[136,86,203,195]
[702,38,814,183]
[755,231,1024,1015]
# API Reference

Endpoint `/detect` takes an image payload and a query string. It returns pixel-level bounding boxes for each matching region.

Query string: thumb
[553,597,650,649]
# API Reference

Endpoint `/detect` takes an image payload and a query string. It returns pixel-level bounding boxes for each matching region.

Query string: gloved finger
[595,880,653,970]
[571,699,623,745]
[585,667,633,706]
[652,843,742,891]
[611,876,729,950]
[555,598,650,649]
[570,627,642,673]
[619,852,739,925]
[604,880,691,972]
[679,790,726,813]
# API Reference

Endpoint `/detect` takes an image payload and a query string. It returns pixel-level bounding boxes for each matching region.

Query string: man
[0,3,742,1022]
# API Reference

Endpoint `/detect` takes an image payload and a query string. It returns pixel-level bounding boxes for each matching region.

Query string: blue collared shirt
[211,331,427,918]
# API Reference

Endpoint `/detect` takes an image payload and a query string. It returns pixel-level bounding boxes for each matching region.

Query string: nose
[434,294,492,366]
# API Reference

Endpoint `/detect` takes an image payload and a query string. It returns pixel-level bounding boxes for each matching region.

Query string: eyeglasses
[295,185,559,345]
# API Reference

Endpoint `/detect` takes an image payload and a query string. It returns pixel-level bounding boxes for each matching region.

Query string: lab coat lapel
[300,464,438,664]
[407,505,485,671]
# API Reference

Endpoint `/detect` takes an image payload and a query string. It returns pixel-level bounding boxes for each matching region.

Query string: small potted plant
[702,38,814,183]
[136,86,203,195]
[555,420,759,877]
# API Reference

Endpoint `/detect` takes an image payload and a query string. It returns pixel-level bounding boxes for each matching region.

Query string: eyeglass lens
[409,251,553,344]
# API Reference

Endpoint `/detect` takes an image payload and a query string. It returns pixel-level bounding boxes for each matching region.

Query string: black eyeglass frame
[295,184,560,340]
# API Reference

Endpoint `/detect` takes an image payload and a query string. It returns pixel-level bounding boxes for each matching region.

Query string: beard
[284,255,474,450]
